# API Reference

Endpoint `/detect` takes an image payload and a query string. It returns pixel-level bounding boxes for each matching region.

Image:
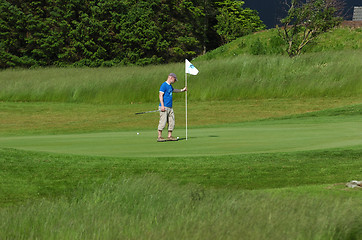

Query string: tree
[278,0,343,57]
[214,0,265,44]
[0,0,267,68]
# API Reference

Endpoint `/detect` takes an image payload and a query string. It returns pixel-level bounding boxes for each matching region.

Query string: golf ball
[177,137,179,139]
[137,132,139,135]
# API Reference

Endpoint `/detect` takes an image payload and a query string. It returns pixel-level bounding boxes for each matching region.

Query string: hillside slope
[197,27,362,61]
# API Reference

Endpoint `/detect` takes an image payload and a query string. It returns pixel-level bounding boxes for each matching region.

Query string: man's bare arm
[159,91,165,111]
[173,87,187,93]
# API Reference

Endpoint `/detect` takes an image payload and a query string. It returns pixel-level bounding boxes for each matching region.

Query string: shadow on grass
[175,135,220,141]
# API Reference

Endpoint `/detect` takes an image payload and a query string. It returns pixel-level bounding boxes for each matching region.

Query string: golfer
[157,73,187,142]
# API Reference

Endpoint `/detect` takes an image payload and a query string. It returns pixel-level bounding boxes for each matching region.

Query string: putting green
[1,115,361,157]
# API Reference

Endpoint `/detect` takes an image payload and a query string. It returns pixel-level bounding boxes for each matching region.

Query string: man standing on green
[157,73,187,142]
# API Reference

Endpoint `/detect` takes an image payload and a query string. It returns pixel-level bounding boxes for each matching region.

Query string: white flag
[185,59,199,75]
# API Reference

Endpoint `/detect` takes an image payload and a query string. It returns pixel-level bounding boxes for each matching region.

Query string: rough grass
[0,50,361,104]
[1,176,361,240]
[191,51,361,101]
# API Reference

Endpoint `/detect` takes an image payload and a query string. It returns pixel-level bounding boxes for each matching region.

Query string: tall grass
[0,50,361,104]
[1,176,361,240]
[192,51,362,101]
[0,63,173,104]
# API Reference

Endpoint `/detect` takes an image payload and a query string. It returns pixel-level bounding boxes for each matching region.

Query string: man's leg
[157,107,167,141]
[167,109,177,140]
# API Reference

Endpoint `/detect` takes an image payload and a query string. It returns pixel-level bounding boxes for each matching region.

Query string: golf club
[135,110,160,115]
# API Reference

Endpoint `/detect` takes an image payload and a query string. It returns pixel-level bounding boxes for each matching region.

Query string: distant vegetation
[0,0,265,68]
[277,0,343,57]
[197,27,362,60]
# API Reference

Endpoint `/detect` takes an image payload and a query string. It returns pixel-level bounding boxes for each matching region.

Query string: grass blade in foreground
[1,176,361,240]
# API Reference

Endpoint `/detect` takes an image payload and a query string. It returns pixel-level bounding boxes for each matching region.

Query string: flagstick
[185,65,188,141]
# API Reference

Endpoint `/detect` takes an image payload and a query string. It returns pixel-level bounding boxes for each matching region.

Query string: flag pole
[185,59,198,141]
[185,60,188,141]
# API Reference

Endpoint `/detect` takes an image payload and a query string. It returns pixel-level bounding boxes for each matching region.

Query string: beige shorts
[158,107,175,131]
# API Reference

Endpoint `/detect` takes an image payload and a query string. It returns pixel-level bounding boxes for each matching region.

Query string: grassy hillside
[197,27,362,60]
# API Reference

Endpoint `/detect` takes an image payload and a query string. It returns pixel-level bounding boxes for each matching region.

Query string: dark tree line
[0,0,265,68]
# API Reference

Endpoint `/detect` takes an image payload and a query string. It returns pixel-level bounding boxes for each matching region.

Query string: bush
[250,38,266,55]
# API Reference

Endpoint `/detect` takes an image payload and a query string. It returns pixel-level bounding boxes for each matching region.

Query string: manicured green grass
[0,113,361,157]
[1,98,361,136]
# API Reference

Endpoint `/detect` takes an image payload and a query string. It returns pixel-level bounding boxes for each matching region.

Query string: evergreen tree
[0,0,266,68]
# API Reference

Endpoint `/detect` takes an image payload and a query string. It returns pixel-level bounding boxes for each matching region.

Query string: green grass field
[0,110,361,157]
[1,28,362,239]
[1,100,361,239]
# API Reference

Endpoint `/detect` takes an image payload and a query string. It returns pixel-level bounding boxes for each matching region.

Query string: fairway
[1,115,360,157]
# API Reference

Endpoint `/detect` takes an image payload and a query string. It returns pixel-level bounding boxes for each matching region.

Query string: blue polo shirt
[159,81,174,108]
